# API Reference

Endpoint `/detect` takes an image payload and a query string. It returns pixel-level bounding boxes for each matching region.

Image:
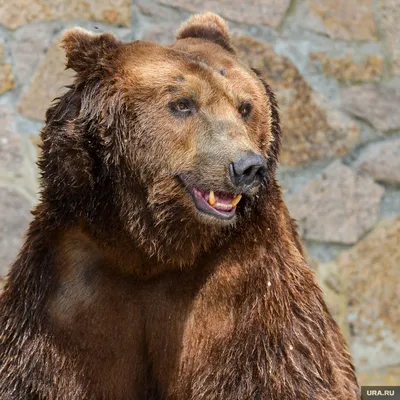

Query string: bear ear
[176,13,235,53]
[60,27,121,76]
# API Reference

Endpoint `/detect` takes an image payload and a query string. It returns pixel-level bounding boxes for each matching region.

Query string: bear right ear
[61,28,121,76]
[176,13,235,53]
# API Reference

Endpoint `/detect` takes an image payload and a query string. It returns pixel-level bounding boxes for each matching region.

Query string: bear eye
[239,102,252,120]
[169,98,195,116]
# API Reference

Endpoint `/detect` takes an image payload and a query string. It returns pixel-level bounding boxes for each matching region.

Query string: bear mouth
[190,187,242,220]
[178,175,243,220]
[185,184,242,220]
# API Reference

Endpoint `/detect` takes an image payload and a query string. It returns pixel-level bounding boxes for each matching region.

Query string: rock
[341,84,400,132]
[0,102,39,197]
[29,135,42,158]
[381,190,400,220]
[308,52,383,83]
[286,161,384,244]
[358,365,400,385]
[233,35,360,166]
[0,0,131,30]
[314,261,350,344]
[337,218,400,370]
[0,64,14,95]
[142,23,177,45]
[18,37,75,122]
[0,186,33,278]
[0,104,24,180]
[354,138,400,184]
[158,0,291,28]
[137,1,183,21]
[378,0,400,75]
[304,248,319,272]
[300,0,377,41]
[0,44,14,95]
[0,278,5,294]
[10,22,59,86]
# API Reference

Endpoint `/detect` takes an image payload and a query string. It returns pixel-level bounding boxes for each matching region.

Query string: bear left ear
[61,27,122,77]
[176,13,235,53]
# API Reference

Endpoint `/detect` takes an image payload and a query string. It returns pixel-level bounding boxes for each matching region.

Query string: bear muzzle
[179,152,267,221]
[229,152,267,191]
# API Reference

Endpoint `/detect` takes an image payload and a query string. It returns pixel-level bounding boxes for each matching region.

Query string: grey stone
[18,37,75,121]
[354,138,400,184]
[0,44,15,95]
[314,261,350,344]
[11,22,60,86]
[358,365,400,386]
[378,0,400,75]
[0,0,131,30]
[341,84,400,132]
[308,51,383,83]
[299,0,377,41]
[0,103,24,180]
[381,189,400,219]
[158,0,291,28]
[0,185,33,278]
[142,23,177,45]
[337,218,400,370]
[286,161,384,244]
[137,0,184,21]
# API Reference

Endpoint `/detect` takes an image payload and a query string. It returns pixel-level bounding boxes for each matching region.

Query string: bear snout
[229,152,267,191]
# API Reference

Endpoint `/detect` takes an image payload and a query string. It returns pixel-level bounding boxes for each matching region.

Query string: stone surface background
[1,0,399,386]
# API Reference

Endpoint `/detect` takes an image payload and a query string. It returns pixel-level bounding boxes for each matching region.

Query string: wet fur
[0,13,360,400]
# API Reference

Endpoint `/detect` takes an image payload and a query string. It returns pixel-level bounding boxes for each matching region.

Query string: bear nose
[229,153,267,189]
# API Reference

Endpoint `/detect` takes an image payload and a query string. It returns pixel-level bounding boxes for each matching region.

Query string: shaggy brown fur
[0,13,360,399]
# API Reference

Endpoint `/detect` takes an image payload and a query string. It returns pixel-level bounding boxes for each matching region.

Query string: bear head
[39,13,281,269]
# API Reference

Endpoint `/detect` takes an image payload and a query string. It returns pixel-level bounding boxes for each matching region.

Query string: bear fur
[0,13,360,400]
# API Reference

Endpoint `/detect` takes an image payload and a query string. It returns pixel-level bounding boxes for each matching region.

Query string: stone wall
[1,0,399,386]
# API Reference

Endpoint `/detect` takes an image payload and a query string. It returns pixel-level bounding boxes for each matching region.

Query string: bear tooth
[215,202,232,210]
[231,194,242,207]
[209,191,216,206]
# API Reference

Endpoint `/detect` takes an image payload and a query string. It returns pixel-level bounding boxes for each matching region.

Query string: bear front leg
[165,257,360,400]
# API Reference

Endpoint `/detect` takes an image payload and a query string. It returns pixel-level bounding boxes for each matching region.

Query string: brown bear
[0,13,360,400]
